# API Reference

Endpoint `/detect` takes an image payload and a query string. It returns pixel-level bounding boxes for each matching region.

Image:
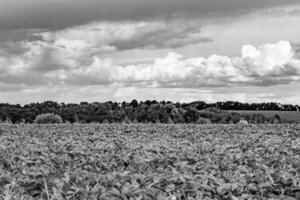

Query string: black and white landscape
[1,1,300,200]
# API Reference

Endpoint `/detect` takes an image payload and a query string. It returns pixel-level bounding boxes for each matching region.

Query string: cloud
[0,16,208,73]
[241,41,296,76]
[0,40,50,85]
[263,7,300,17]
[1,40,300,94]
[43,40,300,87]
[0,29,44,56]
[10,20,211,74]
[0,0,298,30]
[37,20,211,52]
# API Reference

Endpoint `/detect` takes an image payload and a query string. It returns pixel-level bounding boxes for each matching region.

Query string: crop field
[229,110,300,123]
[0,124,300,200]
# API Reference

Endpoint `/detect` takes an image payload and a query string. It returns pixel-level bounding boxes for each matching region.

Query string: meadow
[0,124,300,200]
[230,110,300,123]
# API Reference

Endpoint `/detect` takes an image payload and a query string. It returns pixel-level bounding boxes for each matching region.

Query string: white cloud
[1,39,300,88]
[0,41,43,75]
[242,41,294,76]
[1,37,300,104]
[45,40,300,88]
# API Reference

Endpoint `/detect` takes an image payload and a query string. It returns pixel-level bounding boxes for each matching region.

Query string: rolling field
[229,110,300,123]
[0,124,300,200]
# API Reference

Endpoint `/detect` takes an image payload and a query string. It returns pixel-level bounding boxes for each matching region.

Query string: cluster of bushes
[30,108,286,124]
[0,100,296,124]
[34,113,63,124]
[2,110,287,125]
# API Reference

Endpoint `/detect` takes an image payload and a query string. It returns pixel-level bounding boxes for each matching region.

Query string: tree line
[0,100,298,124]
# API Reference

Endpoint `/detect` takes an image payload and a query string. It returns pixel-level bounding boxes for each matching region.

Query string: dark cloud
[30,47,67,72]
[0,29,44,55]
[0,29,44,44]
[0,42,28,56]
[0,73,48,86]
[0,83,26,92]
[288,8,300,15]
[251,77,298,87]
[0,0,298,30]
[108,22,212,50]
[293,42,300,58]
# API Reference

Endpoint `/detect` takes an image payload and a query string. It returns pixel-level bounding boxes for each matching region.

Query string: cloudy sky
[1,0,300,104]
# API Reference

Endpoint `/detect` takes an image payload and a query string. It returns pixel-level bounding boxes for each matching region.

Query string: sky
[1,0,300,104]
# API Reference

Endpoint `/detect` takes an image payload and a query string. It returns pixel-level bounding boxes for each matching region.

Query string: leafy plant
[0,124,299,199]
[34,113,63,124]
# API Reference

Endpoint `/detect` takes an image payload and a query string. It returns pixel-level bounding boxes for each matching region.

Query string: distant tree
[158,106,170,123]
[168,105,185,124]
[147,104,160,123]
[0,100,297,124]
[74,114,80,123]
[184,107,200,123]
[200,107,230,123]
[130,99,139,108]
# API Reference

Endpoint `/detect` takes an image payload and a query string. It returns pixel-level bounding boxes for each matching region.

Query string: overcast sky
[1,0,300,104]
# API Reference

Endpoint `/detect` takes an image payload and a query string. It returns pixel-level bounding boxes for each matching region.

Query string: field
[0,124,300,200]
[229,110,300,123]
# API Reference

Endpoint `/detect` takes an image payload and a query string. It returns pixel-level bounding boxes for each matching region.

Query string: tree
[184,107,200,123]
[130,99,139,108]
[74,114,80,123]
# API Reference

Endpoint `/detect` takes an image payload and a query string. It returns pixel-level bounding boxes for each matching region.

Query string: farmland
[230,110,300,123]
[0,124,300,200]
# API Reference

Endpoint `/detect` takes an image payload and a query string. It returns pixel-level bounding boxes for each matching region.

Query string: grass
[229,110,300,123]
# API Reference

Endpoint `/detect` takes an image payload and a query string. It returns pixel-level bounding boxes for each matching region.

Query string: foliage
[238,119,248,125]
[0,124,300,200]
[184,107,200,123]
[34,113,63,124]
[196,117,212,124]
[0,100,299,124]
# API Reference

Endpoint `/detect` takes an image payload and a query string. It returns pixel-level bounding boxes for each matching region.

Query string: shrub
[102,119,110,124]
[196,117,212,124]
[203,107,225,113]
[122,116,132,124]
[199,107,230,123]
[34,113,63,124]
[231,113,241,124]
[167,117,174,124]
[272,114,282,124]
[4,117,12,124]
[238,119,248,125]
